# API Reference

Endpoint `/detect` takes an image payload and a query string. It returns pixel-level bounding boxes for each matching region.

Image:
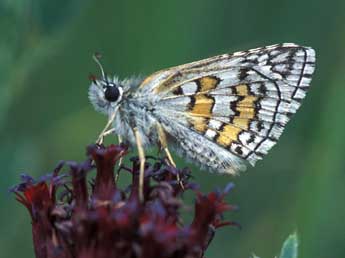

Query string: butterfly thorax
[115,96,161,147]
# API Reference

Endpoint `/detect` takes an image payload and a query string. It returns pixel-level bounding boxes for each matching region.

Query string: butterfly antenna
[93,53,106,79]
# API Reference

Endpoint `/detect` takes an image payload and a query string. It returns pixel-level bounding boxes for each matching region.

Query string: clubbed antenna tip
[93,52,105,79]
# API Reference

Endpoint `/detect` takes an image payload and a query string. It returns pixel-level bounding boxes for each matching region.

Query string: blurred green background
[1,0,345,257]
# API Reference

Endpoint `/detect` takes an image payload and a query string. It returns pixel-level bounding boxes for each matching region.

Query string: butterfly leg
[156,123,184,189]
[156,123,176,166]
[96,106,118,144]
[133,127,145,202]
[103,128,116,136]
[115,134,123,182]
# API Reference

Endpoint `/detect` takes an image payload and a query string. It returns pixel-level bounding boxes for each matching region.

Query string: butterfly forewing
[140,43,315,173]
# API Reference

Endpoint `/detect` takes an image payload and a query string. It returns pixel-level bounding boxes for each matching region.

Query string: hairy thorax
[112,94,160,147]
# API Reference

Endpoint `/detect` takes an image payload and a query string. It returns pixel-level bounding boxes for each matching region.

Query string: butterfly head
[88,54,123,115]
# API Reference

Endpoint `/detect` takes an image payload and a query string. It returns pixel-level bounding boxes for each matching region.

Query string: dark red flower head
[11,144,237,258]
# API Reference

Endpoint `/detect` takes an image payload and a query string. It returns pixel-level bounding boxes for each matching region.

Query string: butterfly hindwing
[140,43,315,173]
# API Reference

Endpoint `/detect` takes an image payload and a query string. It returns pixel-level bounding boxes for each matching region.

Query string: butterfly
[89,43,315,198]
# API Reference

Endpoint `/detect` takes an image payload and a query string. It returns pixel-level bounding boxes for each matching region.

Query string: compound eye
[104,86,120,102]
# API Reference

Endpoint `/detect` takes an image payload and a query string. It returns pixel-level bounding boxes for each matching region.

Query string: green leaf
[279,233,298,258]
[251,253,261,258]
